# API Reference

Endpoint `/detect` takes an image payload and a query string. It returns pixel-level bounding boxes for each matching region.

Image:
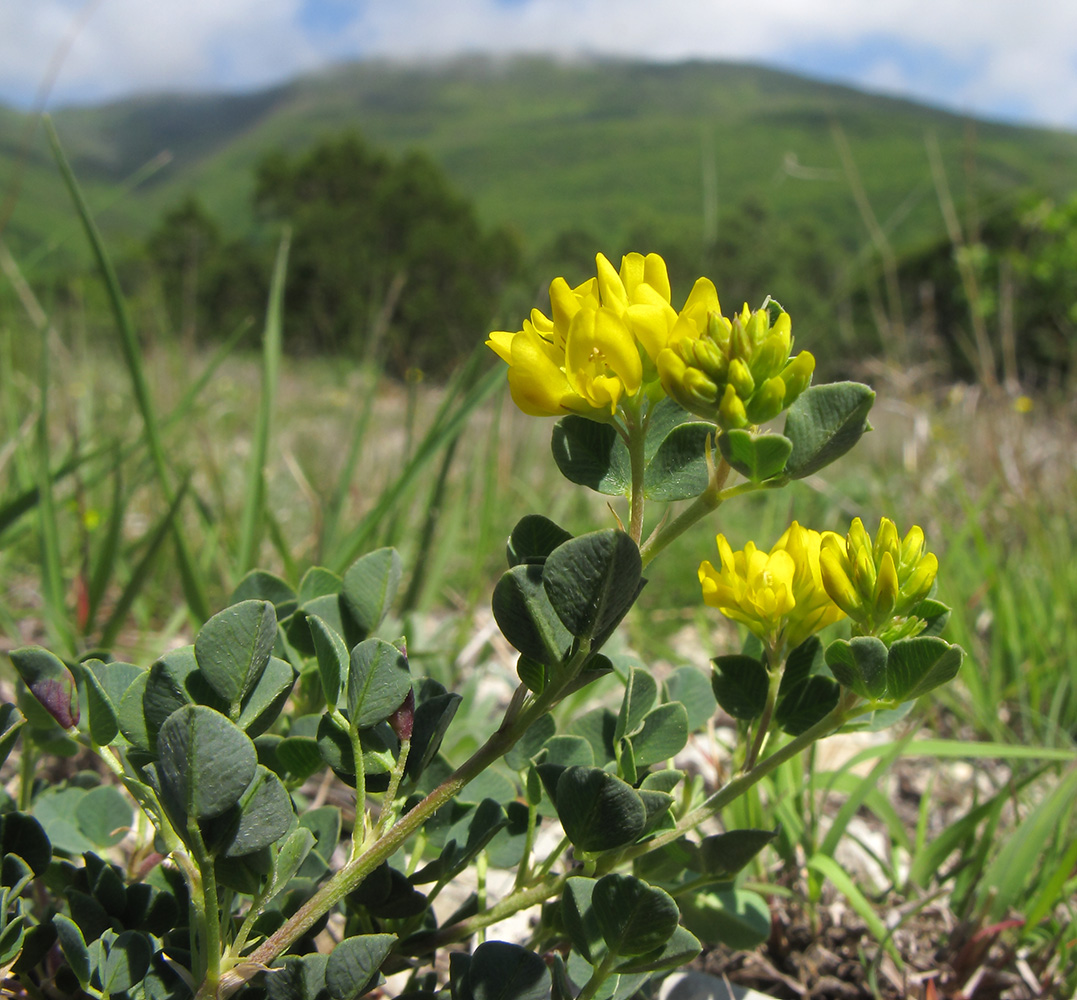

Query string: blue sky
[3,0,1077,130]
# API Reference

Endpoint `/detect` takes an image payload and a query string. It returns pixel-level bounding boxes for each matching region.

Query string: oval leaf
[157,705,257,820]
[555,766,646,852]
[643,422,714,500]
[783,381,875,478]
[543,530,642,642]
[194,600,277,707]
[592,873,679,957]
[325,933,396,1000]
[342,548,402,641]
[347,638,412,730]
[711,655,768,721]
[551,416,631,496]
[9,646,79,729]
[492,565,572,667]
[885,637,964,702]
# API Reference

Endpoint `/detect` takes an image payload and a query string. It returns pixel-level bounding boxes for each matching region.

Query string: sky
[2,0,1077,131]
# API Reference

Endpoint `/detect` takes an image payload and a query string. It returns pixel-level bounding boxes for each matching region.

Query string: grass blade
[329,352,504,573]
[98,480,191,651]
[45,117,209,622]
[237,229,290,574]
[807,852,901,964]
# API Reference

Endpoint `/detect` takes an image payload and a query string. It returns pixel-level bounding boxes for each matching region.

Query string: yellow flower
[657,300,814,429]
[699,522,843,651]
[487,252,675,419]
[820,517,939,634]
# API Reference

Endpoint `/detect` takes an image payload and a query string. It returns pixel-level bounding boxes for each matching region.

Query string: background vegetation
[1,55,1076,997]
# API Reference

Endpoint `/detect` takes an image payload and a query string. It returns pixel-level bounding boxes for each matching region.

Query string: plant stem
[639,455,731,567]
[625,411,647,545]
[218,648,593,996]
[190,824,222,1000]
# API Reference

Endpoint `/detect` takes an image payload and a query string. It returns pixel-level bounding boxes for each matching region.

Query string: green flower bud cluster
[820,517,939,639]
[656,303,815,429]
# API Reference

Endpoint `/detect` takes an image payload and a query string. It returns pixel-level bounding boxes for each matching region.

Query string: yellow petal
[596,253,628,313]
[486,330,517,364]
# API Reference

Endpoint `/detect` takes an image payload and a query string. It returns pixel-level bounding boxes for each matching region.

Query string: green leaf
[505,716,557,773]
[1,809,52,877]
[718,429,792,483]
[711,655,768,720]
[208,765,294,858]
[615,925,701,974]
[663,666,716,732]
[102,930,152,993]
[551,416,630,496]
[506,515,573,567]
[310,615,350,712]
[53,913,90,986]
[555,766,646,852]
[325,933,396,1000]
[264,827,315,903]
[561,877,603,963]
[270,735,324,784]
[825,636,888,699]
[614,667,658,743]
[406,679,463,781]
[0,703,26,768]
[194,600,277,708]
[542,735,595,769]
[695,828,778,879]
[592,873,679,957]
[775,675,840,735]
[543,530,642,642]
[264,954,329,1000]
[75,785,132,848]
[9,646,79,729]
[341,548,403,640]
[157,705,257,820]
[81,660,141,746]
[783,381,875,478]
[492,565,572,666]
[236,656,295,737]
[230,570,298,619]
[643,422,714,500]
[885,637,964,701]
[630,703,688,767]
[412,799,507,884]
[347,638,412,730]
[679,888,771,949]
[467,941,550,1000]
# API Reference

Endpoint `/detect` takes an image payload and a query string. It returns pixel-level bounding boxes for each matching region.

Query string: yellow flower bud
[729,308,753,362]
[873,517,900,565]
[718,384,748,429]
[752,331,792,383]
[728,357,755,399]
[706,309,732,353]
[780,351,815,404]
[683,367,720,406]
[873,550,899,619]
[745,375,786,425]
[900,551,938,607]
[820,544,860,617]
[690,337,728,382]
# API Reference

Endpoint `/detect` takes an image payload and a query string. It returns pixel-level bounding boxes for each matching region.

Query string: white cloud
[2,0,1077,128]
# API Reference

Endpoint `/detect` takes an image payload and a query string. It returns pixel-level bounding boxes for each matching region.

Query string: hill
[3,56,1077,280]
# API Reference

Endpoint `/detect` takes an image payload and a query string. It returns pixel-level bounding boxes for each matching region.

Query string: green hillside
[4,56,1077,279]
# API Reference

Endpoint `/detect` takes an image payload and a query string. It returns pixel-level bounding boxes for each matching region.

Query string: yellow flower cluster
[699,522,845,653]
[819,517,938,634]
[487,252,811,426]
[487,252,676,419]
[657,303,814,429]
[700,517,938,651]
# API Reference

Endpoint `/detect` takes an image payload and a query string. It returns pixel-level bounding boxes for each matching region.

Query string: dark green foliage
[144,196,266,345]
[255,133,520,372]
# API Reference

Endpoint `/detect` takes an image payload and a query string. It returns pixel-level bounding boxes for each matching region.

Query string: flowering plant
[3,252,963,1000]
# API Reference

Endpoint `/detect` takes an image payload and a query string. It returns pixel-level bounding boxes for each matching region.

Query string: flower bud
[873,517,900,565]
[820,545,860,616]
[752,331,792,383]
[707,310,732,353]
[683,366,720,406]
[728,357,755,399]
[780,351,815,404]
[745,375,786,425]
[729,308,753,361]
[873,550,899,619]
[718,384,748,429]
